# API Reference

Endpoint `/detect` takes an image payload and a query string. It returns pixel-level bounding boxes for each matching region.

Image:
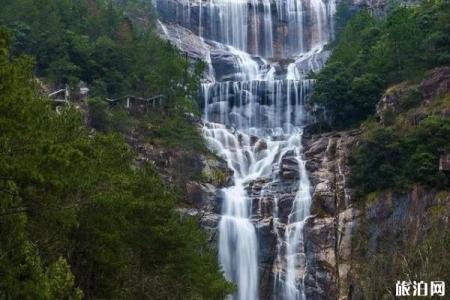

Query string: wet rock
[250,135,259,146]
[312,181,336,215]
[336,208,359,300]
[156,20,209,60]
[294,49,331,74]
[305,160,321,173]
[301,130,360,299]
[199,213,221,248]
[277,194,296,224]
[280,156,300,179]
[256,218,278,268]
[210,47,244,81]
[248,177,271,193]
[186,181,222,214]
[304,131,359,214]
[255,139,268,153]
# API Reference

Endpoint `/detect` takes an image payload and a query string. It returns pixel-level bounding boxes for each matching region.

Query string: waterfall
[200,1,333,299]
[155,0,336,299]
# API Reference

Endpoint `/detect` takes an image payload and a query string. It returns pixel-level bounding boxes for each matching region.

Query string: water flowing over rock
[155,0,336,59]
[155,0,337,299]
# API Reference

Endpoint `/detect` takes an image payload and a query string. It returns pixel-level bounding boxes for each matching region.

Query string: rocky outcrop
[377,67,450,125]
[156,21,210,61]
[130,119,233,248]
[420,66,450,104]
[304,130,360,216]
[376,82,415,125]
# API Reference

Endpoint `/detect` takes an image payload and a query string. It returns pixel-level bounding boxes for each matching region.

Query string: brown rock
[420,66,450,103]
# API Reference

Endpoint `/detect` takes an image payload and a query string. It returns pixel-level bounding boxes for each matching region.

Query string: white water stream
[156,0,336,298]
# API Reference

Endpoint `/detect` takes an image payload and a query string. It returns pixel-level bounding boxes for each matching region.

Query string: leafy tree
[0,27,82,300]
[0,27,232,299]
[351,116,450,196]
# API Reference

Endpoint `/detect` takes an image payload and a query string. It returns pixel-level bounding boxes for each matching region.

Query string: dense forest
[0,0,231,299]
[314,0,450,128]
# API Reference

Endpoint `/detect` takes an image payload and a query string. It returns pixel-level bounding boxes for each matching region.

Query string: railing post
[65,84,70,103]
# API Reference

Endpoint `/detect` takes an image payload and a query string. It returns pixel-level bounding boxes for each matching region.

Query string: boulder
[376,82,414,125]
[255,139,268,153]
[420,66,450,103]
[280,156,300,180]
[185,181,222,213]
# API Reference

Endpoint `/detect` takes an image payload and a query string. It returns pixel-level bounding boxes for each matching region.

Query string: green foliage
[333,0,357,42]
[88,97,112,132]
[0,0,202,104]
[0,27,83,300]
[155,115,207,152]
[351,115,450,197]
[0,28,232,299]
[313,1,450,128]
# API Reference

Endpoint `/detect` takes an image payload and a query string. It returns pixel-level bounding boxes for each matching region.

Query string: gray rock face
[419,66,450,104]
[186,182,222,213]
[376,66,450,125]
[156,21,210,61]
[304,216,338,300]
[301,130,360,299]
[376,82,414,125]
[154,0,340,60]
[301,128,450,300]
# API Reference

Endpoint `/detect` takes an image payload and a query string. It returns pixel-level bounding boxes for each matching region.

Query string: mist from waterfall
[156,0,336,299]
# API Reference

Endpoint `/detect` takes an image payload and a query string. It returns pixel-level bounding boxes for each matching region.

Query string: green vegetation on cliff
[0,4,232,300]
[351,111,450,196]
[0,0,207,153]
[313,0,450,128]
[313,1,450,196]
[0,0,201,99]
[314,2,450,297]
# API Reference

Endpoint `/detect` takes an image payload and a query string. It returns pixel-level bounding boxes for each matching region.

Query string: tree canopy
[0,22,231,300]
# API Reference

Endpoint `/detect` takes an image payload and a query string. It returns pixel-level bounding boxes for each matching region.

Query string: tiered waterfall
[155,1,336,299]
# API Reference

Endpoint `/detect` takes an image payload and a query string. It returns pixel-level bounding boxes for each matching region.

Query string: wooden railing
[47,85,165,111]
[105,94,165,108]
[48,85,70,105]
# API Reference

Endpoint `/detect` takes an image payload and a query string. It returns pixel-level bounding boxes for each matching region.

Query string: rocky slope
[300,67,450,299]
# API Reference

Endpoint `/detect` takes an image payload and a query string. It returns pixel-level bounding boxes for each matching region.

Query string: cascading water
[155,0,336,299]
